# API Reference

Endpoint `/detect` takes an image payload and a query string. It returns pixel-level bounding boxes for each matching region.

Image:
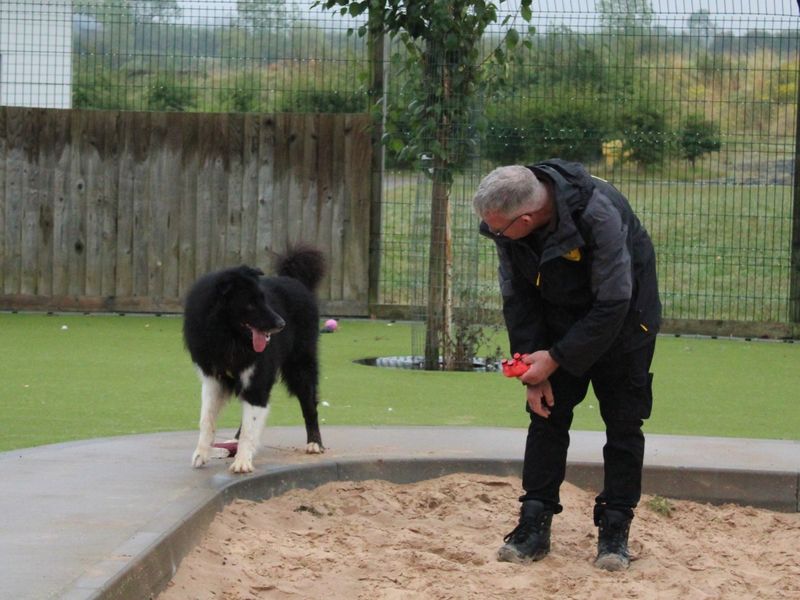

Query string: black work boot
[497,500,553,563]
[594,508,632,571]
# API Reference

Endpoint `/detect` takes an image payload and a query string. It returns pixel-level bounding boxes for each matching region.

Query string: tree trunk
[423,44,454,370]
[424,158,453,369]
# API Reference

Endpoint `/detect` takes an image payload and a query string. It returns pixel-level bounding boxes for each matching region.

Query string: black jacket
[480,159,661,377]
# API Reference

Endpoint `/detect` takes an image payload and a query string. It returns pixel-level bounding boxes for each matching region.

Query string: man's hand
[526,380,554,418]
[519,350,559,386]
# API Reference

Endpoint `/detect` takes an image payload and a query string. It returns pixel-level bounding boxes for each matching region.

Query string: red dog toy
[501,353,529,378]
[212,441,238,458]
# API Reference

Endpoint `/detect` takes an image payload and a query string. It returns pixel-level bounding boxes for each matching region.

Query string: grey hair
[472,165,547,218]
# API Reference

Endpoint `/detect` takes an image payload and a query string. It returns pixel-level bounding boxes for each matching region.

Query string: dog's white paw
[305,442,324,454]
[209,446,232,459]
[192,447,209,468]
[230,455,254,474]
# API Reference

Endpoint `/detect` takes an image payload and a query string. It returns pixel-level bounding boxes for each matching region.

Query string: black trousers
[520,339,656,518]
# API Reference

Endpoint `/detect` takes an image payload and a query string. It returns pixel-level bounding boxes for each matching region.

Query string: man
[473,160,661,571]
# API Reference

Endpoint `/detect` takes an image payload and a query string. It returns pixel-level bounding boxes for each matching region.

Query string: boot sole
[594,552,630,571]
[497,545,549,564]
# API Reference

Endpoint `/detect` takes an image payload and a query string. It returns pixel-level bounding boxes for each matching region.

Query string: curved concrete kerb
[1,427,797,600]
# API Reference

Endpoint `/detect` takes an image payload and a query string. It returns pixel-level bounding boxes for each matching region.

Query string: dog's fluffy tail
[276,245,326,292]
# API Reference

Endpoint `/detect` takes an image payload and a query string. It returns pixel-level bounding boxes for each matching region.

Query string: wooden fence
[0,108,373,314]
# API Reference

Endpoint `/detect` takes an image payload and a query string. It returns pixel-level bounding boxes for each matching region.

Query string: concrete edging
[76,456,799,600]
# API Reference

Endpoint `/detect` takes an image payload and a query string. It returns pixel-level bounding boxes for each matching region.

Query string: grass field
[379,172,794,323]
[0,312,798,452]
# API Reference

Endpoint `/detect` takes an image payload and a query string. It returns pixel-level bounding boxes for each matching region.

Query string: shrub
[678,114,721,165]
[219,86,261,113]
[281,90,366,113]
[484,106,529,164]
[146,77,195,112]
[73,63,134,110]
[484,101,607,164]
[620,106,669,167]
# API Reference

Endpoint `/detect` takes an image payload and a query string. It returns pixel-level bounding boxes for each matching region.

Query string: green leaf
[445,32,460,50]
[506,28,519,49]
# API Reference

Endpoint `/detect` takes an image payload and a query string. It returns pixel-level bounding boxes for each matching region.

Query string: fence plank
[39,111,68,297]
[287,113,306,247]
[272,113,292,257]
[315,115,334,297]
[194,115,214,277]
[214,115,231,270]
[147,113,173,310]
[161,142,180,305]
[0,109,372,315]
[174,112,198,300]
[299,113,319,246]
[83,112,109,298]
[51,110,72,297]
[131,112,152,299]
[240,114,259,267]
[328,114,347,301]
[225,113,244,268]
[344,115,372,302]
[255,115,276,267]
[69,110,94,298]
[100,113,120,298]
[210,114,230,270]
[115,111,136,299]
[20,109,43,295]
[33,109,54,297]
[4,108,25,295]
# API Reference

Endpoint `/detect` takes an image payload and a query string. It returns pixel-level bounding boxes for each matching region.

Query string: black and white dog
[183,247,326,473]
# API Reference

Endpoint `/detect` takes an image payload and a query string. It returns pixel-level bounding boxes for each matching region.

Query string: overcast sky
[176,0,800,29]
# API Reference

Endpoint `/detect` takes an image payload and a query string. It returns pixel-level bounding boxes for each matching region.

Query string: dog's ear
[245,265,264,278]
[236,265,264,280]
[216,273,238,298]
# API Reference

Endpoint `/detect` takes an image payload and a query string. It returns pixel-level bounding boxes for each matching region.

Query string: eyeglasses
[490,212,535,237]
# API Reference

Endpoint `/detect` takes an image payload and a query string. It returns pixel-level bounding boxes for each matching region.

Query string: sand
[160,474,800,600]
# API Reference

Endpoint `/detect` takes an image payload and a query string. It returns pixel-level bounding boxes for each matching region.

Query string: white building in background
[0,0,72,108]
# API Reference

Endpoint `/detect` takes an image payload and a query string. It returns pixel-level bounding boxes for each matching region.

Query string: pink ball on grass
[324,318,338,332]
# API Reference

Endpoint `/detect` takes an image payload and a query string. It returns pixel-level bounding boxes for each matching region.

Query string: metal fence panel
[0,1,798,332]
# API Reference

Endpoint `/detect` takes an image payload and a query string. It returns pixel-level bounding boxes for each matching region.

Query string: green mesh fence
[1,0,798,327]
[378,1,800,327]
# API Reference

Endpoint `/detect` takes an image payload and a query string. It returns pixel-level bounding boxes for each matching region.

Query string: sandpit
[160,473,800,599]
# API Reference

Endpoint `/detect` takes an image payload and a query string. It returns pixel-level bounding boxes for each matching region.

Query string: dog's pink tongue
[252,329,268,353]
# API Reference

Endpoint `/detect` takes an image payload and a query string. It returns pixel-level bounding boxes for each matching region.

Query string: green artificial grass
[0,312,798,452]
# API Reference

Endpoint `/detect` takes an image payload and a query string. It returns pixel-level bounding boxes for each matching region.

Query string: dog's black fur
[183,246,326,471]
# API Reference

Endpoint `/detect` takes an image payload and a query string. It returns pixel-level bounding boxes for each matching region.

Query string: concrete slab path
[1,426,798,600]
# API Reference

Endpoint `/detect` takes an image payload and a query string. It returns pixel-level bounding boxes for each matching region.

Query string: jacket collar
[529,162,593,261]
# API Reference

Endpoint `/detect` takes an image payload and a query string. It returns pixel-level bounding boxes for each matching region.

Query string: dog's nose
[270,317,286,333]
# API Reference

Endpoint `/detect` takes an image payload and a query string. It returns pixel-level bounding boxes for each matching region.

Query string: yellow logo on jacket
[562,248,582,262]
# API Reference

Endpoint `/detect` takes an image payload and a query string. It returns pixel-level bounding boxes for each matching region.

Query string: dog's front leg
[230,402,270,474]
[192,375,227,468]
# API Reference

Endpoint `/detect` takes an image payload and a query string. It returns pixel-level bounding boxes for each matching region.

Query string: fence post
[792,78,800,330]
[367,2,385,313]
